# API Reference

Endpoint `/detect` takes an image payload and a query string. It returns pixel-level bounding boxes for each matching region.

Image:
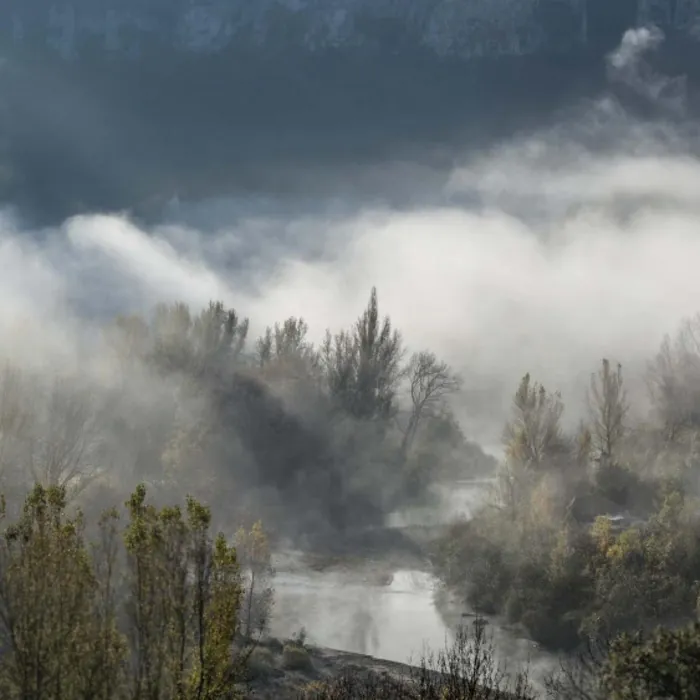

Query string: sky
[1,26,699,451]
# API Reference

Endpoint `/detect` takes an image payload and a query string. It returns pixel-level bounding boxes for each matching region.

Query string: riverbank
[243,640,417,699]
[243,631,547,699]
[268,535,561,691]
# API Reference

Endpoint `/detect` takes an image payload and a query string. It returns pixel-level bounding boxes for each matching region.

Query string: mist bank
[3,50,700,448]
[0,22,699,544]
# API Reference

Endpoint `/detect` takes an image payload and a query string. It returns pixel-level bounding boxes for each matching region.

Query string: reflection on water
[270,568,450,663]
[270,480,561,688]
[271,565,559,687]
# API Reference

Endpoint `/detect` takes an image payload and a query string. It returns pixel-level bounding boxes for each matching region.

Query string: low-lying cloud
[1,29,699,452]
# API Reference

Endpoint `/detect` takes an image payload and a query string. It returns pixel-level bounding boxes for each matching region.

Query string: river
[269,479,562,689]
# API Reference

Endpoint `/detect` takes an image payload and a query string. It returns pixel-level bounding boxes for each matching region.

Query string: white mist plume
[607,25,687,113]
[609,25,664,70]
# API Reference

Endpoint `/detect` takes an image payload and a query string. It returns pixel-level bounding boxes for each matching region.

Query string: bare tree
[647,314,700,440]
[0,367,103,499]
[26,375,104,499]
[302,617,536,699]
[103,314,151,376]
[411,618,535,700]
[587,359,628,464]
[544,635,609,700]
[400,351,462,458]
[0,365,32,486]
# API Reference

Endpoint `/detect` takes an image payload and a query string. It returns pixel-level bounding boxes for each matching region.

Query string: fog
[0,24,698,685]
[1,33,698,452]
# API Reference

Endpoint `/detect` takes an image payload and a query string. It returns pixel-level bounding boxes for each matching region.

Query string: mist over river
[269,479,563,689]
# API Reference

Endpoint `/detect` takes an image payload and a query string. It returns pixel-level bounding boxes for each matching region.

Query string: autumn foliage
[0,483,269,700]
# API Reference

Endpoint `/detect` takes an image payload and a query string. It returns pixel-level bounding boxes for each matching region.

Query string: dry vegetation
[432,315,700,697]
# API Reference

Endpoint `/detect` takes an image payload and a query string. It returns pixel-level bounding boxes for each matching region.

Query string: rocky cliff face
[1,0,699,62]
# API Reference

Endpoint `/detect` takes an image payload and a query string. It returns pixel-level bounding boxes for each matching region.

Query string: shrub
[247,646,276,680]
[298,618,536,699]
[301,680,330,698]
[602,622,700,699]
[299,671,404,699]
[291,626,308,647]
[283,643,314,672]
[265,636,284,653]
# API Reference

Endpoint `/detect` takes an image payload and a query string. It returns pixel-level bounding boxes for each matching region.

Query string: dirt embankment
[242,638,414,699]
